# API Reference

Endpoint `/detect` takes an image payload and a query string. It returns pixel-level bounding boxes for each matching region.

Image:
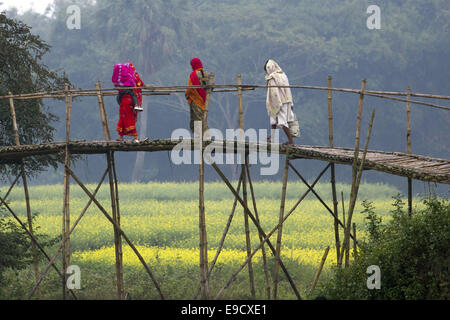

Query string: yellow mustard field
[0,181,420,299]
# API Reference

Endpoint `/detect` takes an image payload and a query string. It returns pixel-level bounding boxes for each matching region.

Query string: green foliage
[0,209,30,284]
[320,196,450,299]
[0,13,67,179]
[361,199,383,242]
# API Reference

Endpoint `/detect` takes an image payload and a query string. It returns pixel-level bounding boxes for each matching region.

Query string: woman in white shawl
[265,59,295,146]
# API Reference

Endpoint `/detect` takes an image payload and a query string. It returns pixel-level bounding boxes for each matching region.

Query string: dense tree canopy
[0,13,67,178]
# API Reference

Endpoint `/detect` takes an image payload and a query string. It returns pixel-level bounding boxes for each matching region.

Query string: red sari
[116,94,137,137]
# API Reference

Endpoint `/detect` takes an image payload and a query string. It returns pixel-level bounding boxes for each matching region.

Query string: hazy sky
[0,0,55,16]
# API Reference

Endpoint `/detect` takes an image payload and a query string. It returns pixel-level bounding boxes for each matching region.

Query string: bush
[0,210,31,284]
[320,195,450,300]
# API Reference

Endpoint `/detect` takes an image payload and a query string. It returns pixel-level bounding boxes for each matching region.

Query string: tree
[0,13,67,179]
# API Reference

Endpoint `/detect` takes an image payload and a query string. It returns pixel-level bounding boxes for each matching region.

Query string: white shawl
[265,59,293,118]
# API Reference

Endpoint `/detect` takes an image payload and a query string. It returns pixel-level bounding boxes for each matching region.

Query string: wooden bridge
[0,76,449,301]
[1,139,449,184]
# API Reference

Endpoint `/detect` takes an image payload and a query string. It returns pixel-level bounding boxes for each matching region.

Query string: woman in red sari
[116,62,142,142]
[185,58,208,133]
[116,92,139,141]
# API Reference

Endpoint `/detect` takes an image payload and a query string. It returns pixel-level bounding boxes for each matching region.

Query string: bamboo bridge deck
[1,138,449,184]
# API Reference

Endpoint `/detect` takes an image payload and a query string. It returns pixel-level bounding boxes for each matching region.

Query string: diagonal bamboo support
[309,246,330,294]
[66,166,165,300]
[0,174,20,204]
[245,161,271,299]
[0,194,77,300]
[27,168,109,299]
[242,155,256,299]
[209,159,304,300]
[288,163,357,243]
[214,163,331,299]
[273,152,290,299]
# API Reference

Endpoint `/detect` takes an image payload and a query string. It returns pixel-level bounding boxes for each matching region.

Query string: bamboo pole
[309,246,330,294]
[245,161,271,299]
[2,84,449,100]
[237,74,255,298]
[198,118,206,302]
[8,93,20,145]
[340,108,376,267]
[327,76,334,147]
[95,81,111,140]
[8,92,42,299]
[340,191,346,266]
[327,76,341,262]
[0,174,20,204]
[203,73,215,130]
[66,166,165,299]
[61,83,72,299]
[273,152,290,300]
[27,168,108,299]
[406,86,412,216]
[198,73,214,300]
[352,223,357,255]
[111,152,124,298]
[97,79,124,299]
[2,84,449,110]
[107,151,124,299]
[242,155,256,299]
[238,74,243,134]
[339,79,366,267]
[193,171,244,300]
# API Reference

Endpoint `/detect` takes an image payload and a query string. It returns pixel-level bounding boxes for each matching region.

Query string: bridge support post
[96,81,124,299]
[327,76,341,264]
[339,107,375,267]
[273,152,290,299]
[245,159,271,299]
[198,73,214,300]
[406,86,412,215]
[61,84,72,298]
[8,93,42,298]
